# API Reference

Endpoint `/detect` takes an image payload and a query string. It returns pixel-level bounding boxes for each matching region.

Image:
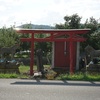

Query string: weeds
[56,72,100,81]
[0,73,18,78]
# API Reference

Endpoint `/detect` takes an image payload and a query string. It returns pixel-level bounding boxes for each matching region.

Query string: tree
[81,17,99,50]
[0,27,20,47]
[64,13,82,29]
[56,13,82,29]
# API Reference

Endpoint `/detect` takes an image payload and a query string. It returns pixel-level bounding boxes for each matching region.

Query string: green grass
[0,65,30,78]
[0,73,19,78]
[0,65,100,81]
[56,73,100,81]
[19,65,30,73]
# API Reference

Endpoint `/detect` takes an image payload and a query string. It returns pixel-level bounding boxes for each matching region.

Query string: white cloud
[0,0,100,28]
[0,5,6,11]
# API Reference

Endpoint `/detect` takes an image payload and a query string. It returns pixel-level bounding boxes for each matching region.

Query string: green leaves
[56,13,81,29]
[0,27,19,47]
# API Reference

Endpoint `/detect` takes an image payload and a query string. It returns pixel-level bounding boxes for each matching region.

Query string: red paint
[54,41,77,74]
[54,42,70,67]
[15,28,90,75]
[30,33,34,75]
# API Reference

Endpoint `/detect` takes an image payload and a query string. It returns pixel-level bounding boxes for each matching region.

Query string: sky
[0,0,100,28]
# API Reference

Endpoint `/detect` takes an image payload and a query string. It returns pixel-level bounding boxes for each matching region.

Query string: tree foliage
[56,13,82,29]
[81,17,99,50]
[0,27,19,47]
[64,13,82,29]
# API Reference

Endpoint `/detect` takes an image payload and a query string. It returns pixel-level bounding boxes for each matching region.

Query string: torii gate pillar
[30,33,34,75]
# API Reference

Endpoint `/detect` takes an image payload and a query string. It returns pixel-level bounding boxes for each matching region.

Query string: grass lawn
[0,65,100,81]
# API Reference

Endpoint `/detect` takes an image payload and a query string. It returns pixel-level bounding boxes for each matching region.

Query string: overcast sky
[0,0,100,28]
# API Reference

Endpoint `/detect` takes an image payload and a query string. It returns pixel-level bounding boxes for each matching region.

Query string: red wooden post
[30,33,34,75]
[69,41,74,74]
[69,34,74,74]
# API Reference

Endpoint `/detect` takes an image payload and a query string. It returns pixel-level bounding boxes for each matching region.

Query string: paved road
[0,79,100,100]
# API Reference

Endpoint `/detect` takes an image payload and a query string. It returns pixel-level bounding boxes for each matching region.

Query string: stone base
[86,64,100,72]
[0,68,20,74]
[0,62,20,74]
[52,67,70,74]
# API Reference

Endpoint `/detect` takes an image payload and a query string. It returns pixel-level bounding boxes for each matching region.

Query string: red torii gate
[15,28,90,75]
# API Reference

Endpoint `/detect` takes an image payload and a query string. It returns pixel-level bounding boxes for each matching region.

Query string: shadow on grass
[11,79,100,87]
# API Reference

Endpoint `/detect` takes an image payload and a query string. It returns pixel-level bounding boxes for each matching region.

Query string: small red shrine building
[15,28,90,75]
[52,41,76,70]
[51,36,80,71]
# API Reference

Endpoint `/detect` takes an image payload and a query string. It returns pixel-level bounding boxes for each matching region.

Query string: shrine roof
[14,28,90,35]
